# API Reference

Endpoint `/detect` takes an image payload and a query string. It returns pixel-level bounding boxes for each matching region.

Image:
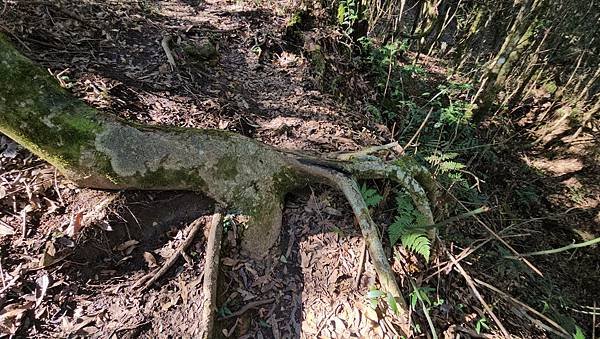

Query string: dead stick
[161,35,176,70]
[220,298,275,320]
[200,210,223,339]
[134,216,205,291]
[451,254,511,339]
[354,240,367,289]
[474,278,571,338]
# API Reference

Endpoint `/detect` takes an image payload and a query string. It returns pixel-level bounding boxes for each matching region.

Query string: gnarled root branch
[292,156,436,336]
[0,34,438,337]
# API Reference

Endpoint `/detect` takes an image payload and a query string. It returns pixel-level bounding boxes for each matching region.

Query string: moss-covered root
[343,158,436,225]
[0,34,300,257]
[240,193,284,257]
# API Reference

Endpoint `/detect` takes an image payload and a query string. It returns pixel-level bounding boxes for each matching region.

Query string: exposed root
[0,37,440,337]
[200,210,224,339]
[294,162,411,335]
[132,215,206,292]
[161,35,176,70]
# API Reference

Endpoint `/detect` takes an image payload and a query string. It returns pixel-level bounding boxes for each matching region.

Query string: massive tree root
[0,35,436,335]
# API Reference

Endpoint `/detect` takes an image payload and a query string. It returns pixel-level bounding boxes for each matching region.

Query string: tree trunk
[473,0,547,120]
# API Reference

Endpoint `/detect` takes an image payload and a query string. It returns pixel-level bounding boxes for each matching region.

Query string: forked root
[0,36,438,337]
[293,156,437,336]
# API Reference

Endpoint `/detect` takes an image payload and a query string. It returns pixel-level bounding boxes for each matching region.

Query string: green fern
[388,194,431,262]
[425,151,459,166]
[359,183,383,208]
[438,160,465,174]
[401,232,431,262]
[425,151,467,181]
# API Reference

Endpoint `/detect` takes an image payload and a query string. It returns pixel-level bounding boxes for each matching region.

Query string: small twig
[450,254,511,338]
[403,107,433,150]
[409,279,438,339]
[134,216,205,292]
[593,301,596,339]
[200,210,224,339]
[220,298,275,320]
[515,309,571,338]
[0,258,5,289]
[425,236,492,281]
[444,188,543,276]
[53,169,64,206]
[505,236,600,258]
[0,24,32,52]
[1,0,7,18]
[446,325,492,338]
[415,206,490,230]
[161,35,176,70]
[474,278,571,338]
[353,240,367,289]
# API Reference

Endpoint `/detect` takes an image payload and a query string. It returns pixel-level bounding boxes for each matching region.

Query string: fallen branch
[133,216,206,292]
[0,35,439,337]
[505,236,600,258]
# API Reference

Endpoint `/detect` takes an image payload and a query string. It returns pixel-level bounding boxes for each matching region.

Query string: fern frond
[425,151,459,166]
[388,192,432,262]
[438,161,465,173]
[401,231,431,262]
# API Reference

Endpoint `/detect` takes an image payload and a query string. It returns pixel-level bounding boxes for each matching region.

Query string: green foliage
[409,286,435,308]
[401,64,426,76]
[425,151,466,174]
[399,231,431,262]
[217,302,233,318]
[572,326,585,339]
[389,194,431,262]
[358,183,432,262]
[366,287,401,316]
[359,182,383,208]
[337,0,360,34]
[425,151,469,192]
[475,316,490,334]
[437,100,475,126]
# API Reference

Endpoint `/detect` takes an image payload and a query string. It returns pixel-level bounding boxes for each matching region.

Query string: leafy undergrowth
[301,6,599,336]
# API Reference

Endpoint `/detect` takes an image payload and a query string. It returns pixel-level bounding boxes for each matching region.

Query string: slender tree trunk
[473,0,547,120]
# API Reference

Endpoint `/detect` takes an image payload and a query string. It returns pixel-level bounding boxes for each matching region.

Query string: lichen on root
[0,34,437,336]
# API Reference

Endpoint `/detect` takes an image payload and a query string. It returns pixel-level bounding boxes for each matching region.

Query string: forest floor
[0,0,599,338]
